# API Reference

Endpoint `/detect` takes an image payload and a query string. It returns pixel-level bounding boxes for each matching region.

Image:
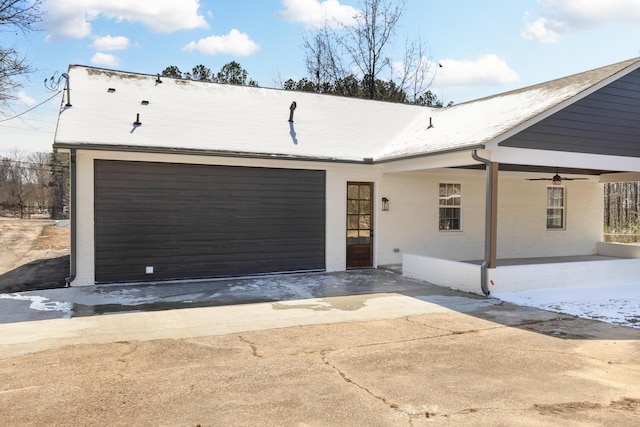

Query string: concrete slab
[0,270,472,324]
[0,270,506,359]
[1,277,639,426]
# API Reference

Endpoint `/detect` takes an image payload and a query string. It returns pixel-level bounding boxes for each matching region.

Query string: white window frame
[439,183,462,231]
[546,186,566,230]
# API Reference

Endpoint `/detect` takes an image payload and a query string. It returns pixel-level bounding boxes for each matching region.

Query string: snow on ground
[0,293,73,318]
[493,283,640,329]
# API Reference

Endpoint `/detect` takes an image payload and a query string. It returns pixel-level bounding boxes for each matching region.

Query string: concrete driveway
[1,270,639,425]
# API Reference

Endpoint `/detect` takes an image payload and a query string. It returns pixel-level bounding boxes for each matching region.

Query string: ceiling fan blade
[526,178,551,181]
[560,177,588,181]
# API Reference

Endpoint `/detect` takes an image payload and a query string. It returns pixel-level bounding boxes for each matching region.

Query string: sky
[2,0,640,154]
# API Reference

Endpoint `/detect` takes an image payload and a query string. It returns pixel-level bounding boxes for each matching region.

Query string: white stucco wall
[377,171,603,265]
[71,150,605,286]
[70,149,383,286]
[497,177,602,258]
[377,171,485,265]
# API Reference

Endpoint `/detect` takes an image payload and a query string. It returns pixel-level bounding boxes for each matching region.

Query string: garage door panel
[94,160,326,283]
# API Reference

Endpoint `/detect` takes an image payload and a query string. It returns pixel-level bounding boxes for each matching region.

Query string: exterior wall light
[381,197,390,211]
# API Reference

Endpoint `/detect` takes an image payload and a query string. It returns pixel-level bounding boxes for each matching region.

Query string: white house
[53,58,640,295]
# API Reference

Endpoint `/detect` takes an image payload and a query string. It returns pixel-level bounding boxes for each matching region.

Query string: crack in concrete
[238,335,262,358]
[322,355,413,424]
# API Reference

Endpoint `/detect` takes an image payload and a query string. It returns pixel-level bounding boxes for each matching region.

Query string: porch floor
[379,255,626,274]
[463,255,624,266]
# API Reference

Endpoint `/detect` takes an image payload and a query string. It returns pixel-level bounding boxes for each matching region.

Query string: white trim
[489,146,640,172]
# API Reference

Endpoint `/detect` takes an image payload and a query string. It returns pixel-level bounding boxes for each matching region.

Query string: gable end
[500,68,640,157]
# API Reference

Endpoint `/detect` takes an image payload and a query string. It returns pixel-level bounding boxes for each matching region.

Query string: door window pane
[347,200,359,214]
[347,185,359,199]
[347,214,359,229]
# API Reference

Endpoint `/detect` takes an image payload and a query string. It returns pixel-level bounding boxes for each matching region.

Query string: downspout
[471,149,498,296]
[65,148,76,286]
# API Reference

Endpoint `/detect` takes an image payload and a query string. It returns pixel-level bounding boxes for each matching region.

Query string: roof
[54,58,640,163]
[54,66,426,162]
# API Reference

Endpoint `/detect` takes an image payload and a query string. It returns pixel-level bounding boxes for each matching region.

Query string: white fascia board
[490,146,640,172]
[600,172,640,183]
[379,149,486,174]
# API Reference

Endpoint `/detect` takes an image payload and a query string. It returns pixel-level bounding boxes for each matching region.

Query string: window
[547,187,565,229]
[439,183,461,230]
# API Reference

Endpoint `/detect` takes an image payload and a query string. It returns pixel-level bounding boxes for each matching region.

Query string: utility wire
[0,91,62,123]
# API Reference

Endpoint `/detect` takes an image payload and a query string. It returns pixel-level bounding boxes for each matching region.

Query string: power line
[0,91,62,123]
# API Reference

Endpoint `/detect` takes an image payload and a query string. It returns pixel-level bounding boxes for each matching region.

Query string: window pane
[547,187,565,229]
[439,207,461,230]
[439,183,461,206]
[547,187,564,207]
[360,200,370,214]
[439,184,462,231]
[547,209,564,228]
[347,230,358,244]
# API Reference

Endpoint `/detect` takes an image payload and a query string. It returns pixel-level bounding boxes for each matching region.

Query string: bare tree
[0,149,69,218]
[300,0,438,104]
[48,148,69,219]
[341,0,404,99]
[303,27,347,93]
[302,0,406,99]
[0,0,44,103]
[28,151,49,211]
[395,37,436,104]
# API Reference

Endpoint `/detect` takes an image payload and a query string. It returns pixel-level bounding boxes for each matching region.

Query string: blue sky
[2,0,640,153]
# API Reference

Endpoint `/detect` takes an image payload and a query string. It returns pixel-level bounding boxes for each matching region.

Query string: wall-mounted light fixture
[381,197,390,211]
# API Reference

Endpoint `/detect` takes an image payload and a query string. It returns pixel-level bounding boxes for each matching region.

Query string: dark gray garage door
[94,160,326,283]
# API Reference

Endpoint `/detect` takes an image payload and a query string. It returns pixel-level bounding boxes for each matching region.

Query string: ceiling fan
[526,168,589,185]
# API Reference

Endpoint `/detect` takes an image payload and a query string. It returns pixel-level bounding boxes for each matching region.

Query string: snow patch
[0,293,73,318]
[493,283,640,329]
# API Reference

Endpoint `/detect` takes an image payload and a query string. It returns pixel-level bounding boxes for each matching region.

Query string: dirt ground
[0,218,70,292]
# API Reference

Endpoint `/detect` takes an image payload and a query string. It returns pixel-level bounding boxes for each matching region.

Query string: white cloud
[91,52,121,67]
[522,0,640,43]
[435,55,519,87]
[278,0,358,28]
[183,29,259,56]
[44,0,208,41]
[17,91,38,107]
[92,35,130,51]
